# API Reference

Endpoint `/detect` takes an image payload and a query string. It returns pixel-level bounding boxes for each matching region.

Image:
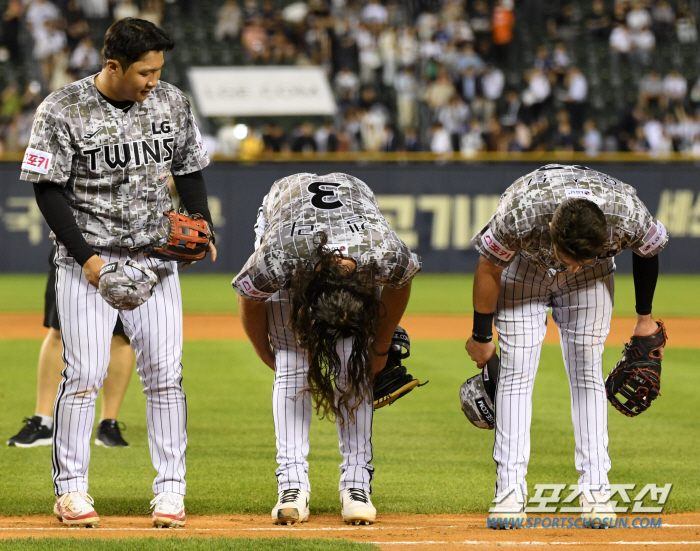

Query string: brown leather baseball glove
[605,320,667,417]
[145,211,212,262]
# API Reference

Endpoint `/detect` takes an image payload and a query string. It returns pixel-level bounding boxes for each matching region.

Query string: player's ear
[106,59,123,77]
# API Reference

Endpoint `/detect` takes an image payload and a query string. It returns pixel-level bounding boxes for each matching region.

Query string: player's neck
[94,71,130,103]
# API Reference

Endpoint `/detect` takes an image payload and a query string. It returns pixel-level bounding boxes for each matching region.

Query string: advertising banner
[187,66,337,117]
[1,162,698,274]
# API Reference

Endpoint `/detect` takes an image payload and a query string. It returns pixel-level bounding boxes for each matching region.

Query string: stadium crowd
[2,0,700,156]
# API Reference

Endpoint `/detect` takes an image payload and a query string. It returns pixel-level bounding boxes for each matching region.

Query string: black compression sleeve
[172,170,214,237]
[33,182,96,266]
[632,253,659,316]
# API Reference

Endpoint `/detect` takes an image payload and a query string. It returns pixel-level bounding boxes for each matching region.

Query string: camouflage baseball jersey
[19,74,209,248]
[232,173,422,300]
[472,164,668,271]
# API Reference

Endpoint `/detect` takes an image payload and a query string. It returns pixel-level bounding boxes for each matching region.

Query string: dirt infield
[0,314,697,348]
[0,513,698,550]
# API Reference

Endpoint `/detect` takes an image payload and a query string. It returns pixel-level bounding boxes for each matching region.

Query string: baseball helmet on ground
[460,353,499,430]
[98,259,158,310]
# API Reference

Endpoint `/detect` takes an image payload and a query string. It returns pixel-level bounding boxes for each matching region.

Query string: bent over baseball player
[464,165,668,528]
[233,172,421,525]
[20,18,215,527]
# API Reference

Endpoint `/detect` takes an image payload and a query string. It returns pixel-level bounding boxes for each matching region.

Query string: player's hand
[82,254,105,288]
[179,242,217,271]
[465,337,496,369]
[633,314,664,358]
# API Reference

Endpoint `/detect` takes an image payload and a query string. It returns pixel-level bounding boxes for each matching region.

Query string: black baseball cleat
[95,420,129,448]
[7,416,53,447]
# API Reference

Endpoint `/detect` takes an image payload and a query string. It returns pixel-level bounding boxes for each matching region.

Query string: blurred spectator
[113,0,139,21]
[292,122,318,153]
[262,124,288,153]
[335,66,361,107]
[423,66,456,110]
[438,95,469,152]
[394,65,419,130]
[532,45,552,73]
[69,35,100,79]
[460,67,478,102]
[630,24,655,65]
[381,124,398,152]
[34,19,67,85]
[139,0,163,27]
[676,2,697,43]
[553,119,575,152]
[565,66,588,131]
[522,68,551,123]
[610,23,632,56]
[587,0,612,40]
[627,1,652,32]
[379,25,397,86]
[361,0,387,26]
[456,42,484,74]
[552,43,571,82]
[357,23,381,84]
[25,0,59,37]
[639,71,664,109]
[360,107,387,151]
[79,0,109,19]
[397,27,418,68]
[65,0,90,50]
[315,122,339,153]
[1,82,22,123]
[239,125,265,160]
[581,119,603,156]
[499,90,522,127]
[491,0,515,67]
[2,0,23,61]
[663,69,687,110]
[512,122,532,151]
[430,122,452,155]
[242,16,267,62]
[460,119,486,154]
[402,127,422,152]
[216,120,241,156]
[651,0,676,42]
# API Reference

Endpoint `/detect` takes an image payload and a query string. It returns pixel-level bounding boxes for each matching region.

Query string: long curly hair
[289,233,382,425]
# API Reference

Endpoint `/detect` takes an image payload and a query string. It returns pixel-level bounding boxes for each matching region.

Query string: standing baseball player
[465,165,668,528]
[20,18,215,527]
[7,245,134,449]
[233,172,420,526]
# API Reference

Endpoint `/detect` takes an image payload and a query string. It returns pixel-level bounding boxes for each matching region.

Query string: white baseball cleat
[150,492,186,528]
[340,488,376,525]
[488,493,527,530]
[53,491,99,527]
[272,489,310,525]
[580,492,617,528]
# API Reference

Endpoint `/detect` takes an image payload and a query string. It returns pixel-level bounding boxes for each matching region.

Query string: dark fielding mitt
[605,320,667,417]
[145,211,212,262]
[373,327,428,410]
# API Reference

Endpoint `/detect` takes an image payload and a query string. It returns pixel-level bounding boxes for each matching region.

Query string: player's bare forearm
[238,295,275,370]
[473,255,504,314]
[371,282,412,374]
[466,255,504,368]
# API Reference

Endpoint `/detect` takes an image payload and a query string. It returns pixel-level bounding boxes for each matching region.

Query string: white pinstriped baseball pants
[493,256,614,499]
[266,291,374,495]
[52,243,187,497]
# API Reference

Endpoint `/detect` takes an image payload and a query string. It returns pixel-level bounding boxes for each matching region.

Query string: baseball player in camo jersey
[233,172,421,526]
[465,165,668,528]
[20,18,215,528]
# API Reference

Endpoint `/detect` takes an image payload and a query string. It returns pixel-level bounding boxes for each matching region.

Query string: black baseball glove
[605,320,667,417]
[372,327,427,410]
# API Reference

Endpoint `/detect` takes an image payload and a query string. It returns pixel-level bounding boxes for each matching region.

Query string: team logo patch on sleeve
[481,228,515,261]
[238,275,272,299]
[21,148,53,174]
[639,221,667,255]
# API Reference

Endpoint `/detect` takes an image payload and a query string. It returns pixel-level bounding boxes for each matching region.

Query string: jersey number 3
[308,182,344,210]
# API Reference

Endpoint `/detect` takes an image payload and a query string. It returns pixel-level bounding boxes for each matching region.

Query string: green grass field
[0,274,698,519]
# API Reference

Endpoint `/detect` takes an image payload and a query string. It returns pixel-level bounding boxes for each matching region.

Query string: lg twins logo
[481,228,514,261]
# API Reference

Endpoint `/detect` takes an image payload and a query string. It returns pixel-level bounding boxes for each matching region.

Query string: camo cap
[99,259,158,310]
